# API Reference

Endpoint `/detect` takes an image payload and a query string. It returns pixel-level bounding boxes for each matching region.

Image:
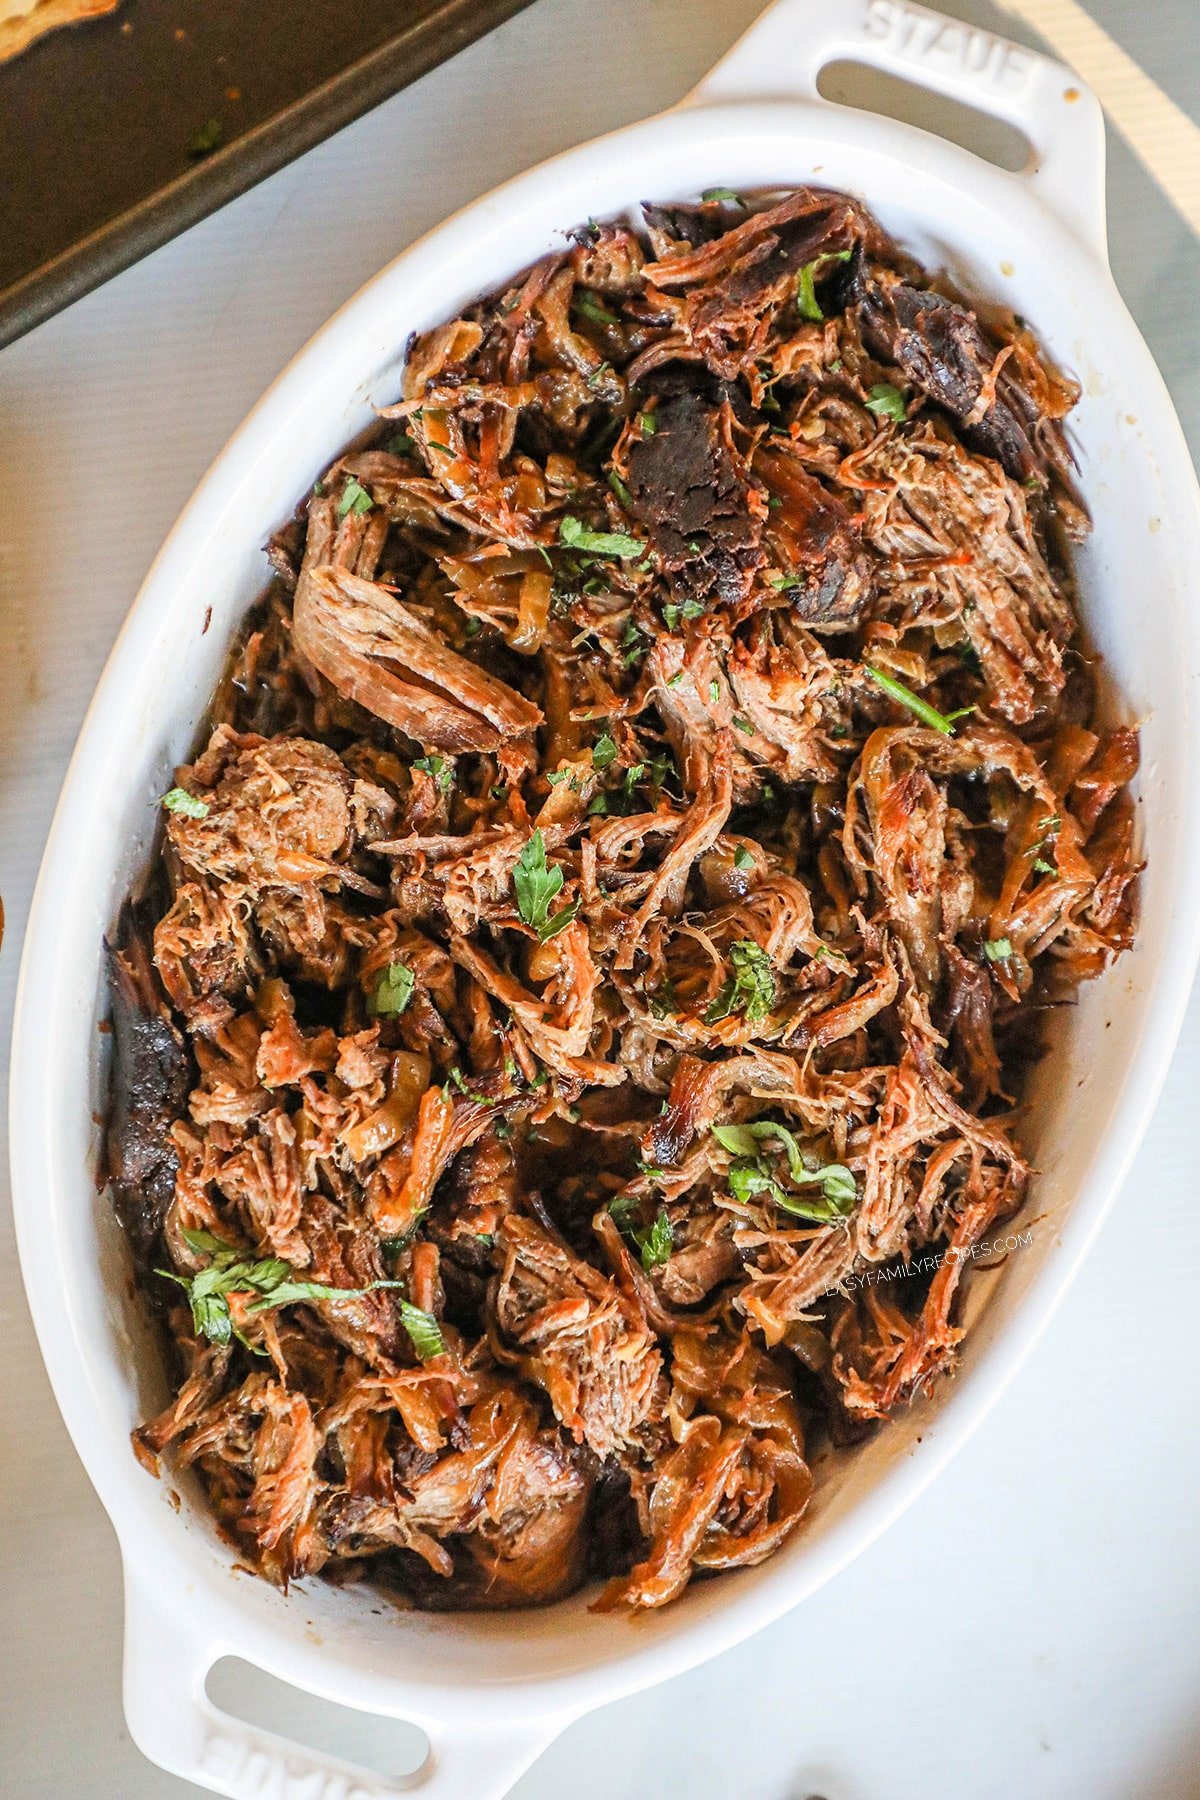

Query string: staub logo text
[863,0,1035,92]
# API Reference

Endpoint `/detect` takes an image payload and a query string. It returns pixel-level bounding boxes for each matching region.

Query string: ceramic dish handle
[687,0,1108,260]
[123,1571,567,1800]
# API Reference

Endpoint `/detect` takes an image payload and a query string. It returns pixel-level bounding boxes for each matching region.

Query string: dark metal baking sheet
[0,0,535,350]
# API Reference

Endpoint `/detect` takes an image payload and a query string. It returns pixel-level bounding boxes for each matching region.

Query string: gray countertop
[1,1,1197,1794]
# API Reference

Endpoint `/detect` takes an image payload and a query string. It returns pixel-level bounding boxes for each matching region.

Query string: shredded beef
[106,914,192,1262]
[626,391,763,603]
[108,184,1138,1619]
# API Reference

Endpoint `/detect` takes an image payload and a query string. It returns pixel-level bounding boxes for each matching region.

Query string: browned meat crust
[109,186,1138,1617]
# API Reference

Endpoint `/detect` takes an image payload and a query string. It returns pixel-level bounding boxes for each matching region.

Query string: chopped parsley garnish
[398,1301,446,1361]
[607,470,634,509]
[865,383,907,422]
[336,478,374,519]
[161,787,209,819]
[865,665,973,735]
[158,1230,402,1351]
[513,829,579,941]
[609,1196,674,1270]
[639,412,658,436]
[559,515,643,559]
[445,1066,496,1106]
[621,622,648,666]
[984,937,1013,963]
[574,291,622,327]
[701,187,744,205]
[733,845,755,870]
[796,249,852,323]
[412,753,454,794]
[1026,812,1061,874]
[607,1192,638,1230]
[662,598,705,629]
[705,939,776,1025]
[732,716,754,735]
[592,733,618,769]
[385,430,416,455]
[370,960,415,1017]
[635,1210,674,1272]
[712,1122,856,1222]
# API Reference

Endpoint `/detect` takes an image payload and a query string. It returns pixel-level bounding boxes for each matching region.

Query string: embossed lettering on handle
[200,1726,393,1800]
[684,0,1109,261]
[862,0,1035,94]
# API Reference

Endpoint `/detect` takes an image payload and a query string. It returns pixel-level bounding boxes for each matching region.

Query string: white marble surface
[1,1,1198,1794]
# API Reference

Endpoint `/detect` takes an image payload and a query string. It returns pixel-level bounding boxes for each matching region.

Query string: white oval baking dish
[11,2,1200,1795]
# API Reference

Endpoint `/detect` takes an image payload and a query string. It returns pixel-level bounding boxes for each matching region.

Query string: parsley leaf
[159,1231,402,1351]
[865,665,974,736]
[796,249,853,323]
[733,845,755,870]
[370,961,415,1016]
[704,939,776,1025]
[574,291,622,327]
[635,1210,674,1272]
[1026,813,1061,875]
[984,937,1013,963]
[559,515,643,559]
[161,787,209,819]
[607,1192,639,1230]
[337,478,374,519]
[639,412,657,436]
[662,597,705,630]
[711,1122,857,1220]
[413,753,454,794]
[608,1196,674,1270]
[513,829,578,941]
[592,733,618,769]
[398,1301,446,1361]
[865,383,907,422]
[540,900,581,942]
[701,187,744,205]
[607,469,634,509]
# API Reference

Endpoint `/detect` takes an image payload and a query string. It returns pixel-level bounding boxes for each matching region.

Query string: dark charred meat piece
[106,912,192,1264]
[640,201,731,250]
[854,266,1077,487]
[625,391,764,603]
[754,442,869,627]
[107,185,1136,1620]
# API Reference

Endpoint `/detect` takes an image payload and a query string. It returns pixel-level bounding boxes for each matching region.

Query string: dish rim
[10,0,1200,1780]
